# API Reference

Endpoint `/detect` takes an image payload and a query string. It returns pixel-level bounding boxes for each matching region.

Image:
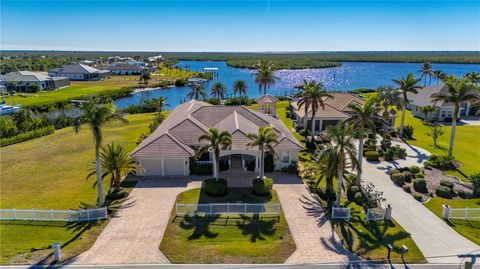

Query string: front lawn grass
[160,188,296,263]
[396,110,480,179]
[424,197,480,246]
[332,200,426,263]
[0,113,154,264]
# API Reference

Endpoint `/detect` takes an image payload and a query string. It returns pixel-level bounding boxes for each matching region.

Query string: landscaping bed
[160,188,296,263]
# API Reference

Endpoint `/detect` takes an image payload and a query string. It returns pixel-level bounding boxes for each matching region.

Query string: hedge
[204,178,228,196]
[365,151,380,161]
[440,180,454,190]
[410,166,421,174]
[1,126,55,147]
[413,178,428,193]
[252,177,273,196]
[391,173,405,186]
[436,186,452,199]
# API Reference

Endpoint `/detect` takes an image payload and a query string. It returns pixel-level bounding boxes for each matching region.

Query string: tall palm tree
[418,105,438,122]
[246,126,279,179]
[187,84,207,100]
[393,73,422,137]
[197,128,232,180]
[431,77,479,156]
[376,86,401,145]
[419,62,433,86]
[139,70,151,84]
[294,80,333,142]
[88,142,137,191]
[304,144,339,197]
[433,70,447,84]
[74,101,127,205]
[327,122,359,206]
[345,100,384,186]
[464,71,480,86]
[210,82,227,103]
[255,60,278,96]
[233,80,248,104]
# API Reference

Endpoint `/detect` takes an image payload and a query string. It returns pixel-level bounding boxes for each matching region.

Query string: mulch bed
[423,167,473,196]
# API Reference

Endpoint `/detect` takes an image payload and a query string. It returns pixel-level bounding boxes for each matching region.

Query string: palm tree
[304,145,339,197]
[187,84,207,100]
[327,122,359,206]
[255,60,278,96]
[433,70,447,84]
[74,101,127,205]
[294,80,333,142]
[7,82,18,104]
[139,70,151,84]
[210,82,227,103]
[431,77,479,156]
[150,96,169,113]
[345,100,384,186]
[197,128,232,180]
[418,105,438,122]
[233,80,248,104]
[246,126,279,179]
[419,62,433,86]
[464,71,480,85]
[88,142,137,191]
[393,73,421,138]
[376,86,401,145]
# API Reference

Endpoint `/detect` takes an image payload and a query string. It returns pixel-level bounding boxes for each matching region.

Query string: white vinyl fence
[443,205,480,220]
[332,206,351,221]
[0,207,108,222]
[366,207,386,221]
[175,203,280,216]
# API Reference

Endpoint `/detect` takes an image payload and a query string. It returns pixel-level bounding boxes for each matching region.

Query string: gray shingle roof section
[3,71,53,82]
[131,100,302,157]
[51,64,108,74]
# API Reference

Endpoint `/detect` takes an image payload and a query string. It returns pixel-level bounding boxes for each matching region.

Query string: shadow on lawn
[236,214,276,242]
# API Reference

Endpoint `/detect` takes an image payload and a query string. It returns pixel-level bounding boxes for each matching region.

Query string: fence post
[51,209,54,221]
[465,208,469,220]
[227,203,230,214]
[442,204,451,220]
[32,209,35,221]
[209,204,212,216]
[244,203,247,214]
[385,205,393,221]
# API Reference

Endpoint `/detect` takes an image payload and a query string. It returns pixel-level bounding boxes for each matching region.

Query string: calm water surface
[114,61,480,109]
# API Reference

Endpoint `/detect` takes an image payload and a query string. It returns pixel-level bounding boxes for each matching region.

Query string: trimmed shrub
[425,155,456,170]
[391,173,405,186]
[252,177,273,196]
[384,148,395,161]
[436,186,452,199]
[456,189,469,199]
[440,180,454,190]
[353,191,364,204]
[413,178,428,193]
[390,169,401,175]
[403,184,412,193]
[413,193,423,202]
[410,166,421,174]
[280,162,299,174]
[347,185,361,201]
[415,173,425,179]
[204,178,228,196]
[365,151,380,161]
[1,126,55,147]
[403,171,412,183]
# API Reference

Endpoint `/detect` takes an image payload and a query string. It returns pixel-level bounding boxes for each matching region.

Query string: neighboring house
[49,64,110,81]
[406,83,475,122]
[1,71,70,91]
[290,92,395,133]
[105,63,146,75]
[131,100,303,176]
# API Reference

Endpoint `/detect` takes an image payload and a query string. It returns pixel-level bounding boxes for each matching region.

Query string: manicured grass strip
[424,197,480,246]
[332,201,426,263]
[160,188,296,264]
[395,110,480,179]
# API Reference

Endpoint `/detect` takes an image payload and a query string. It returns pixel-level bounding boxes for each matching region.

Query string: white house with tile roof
[131,100,303,176]
[49,64,110,81]
[2,71,70,91]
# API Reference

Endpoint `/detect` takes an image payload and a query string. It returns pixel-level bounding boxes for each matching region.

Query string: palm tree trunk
[259,147,264,178]
[335,161,344,206]
[448,107,458,157]
[356,137,364,186]
[212,153,218,180]
[95,146,105,205]
[399,104,406,138]
[310,113,316,143]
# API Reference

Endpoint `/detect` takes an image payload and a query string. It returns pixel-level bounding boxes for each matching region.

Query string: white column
[466,102,471,116]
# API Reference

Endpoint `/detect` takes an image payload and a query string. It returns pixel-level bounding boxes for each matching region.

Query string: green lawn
[0,113,155,264]
[160,188,296,263]
[424,197,480,246]
[396,110,480,178]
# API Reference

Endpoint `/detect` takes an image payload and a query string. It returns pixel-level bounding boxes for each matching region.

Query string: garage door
[142,159,163,176]
[164,159,185,176]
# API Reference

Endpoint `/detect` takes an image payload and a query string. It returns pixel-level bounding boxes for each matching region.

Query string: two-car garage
[139,158,189,176]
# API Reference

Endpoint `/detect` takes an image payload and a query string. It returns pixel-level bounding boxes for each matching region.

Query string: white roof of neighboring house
[2,71,68,82]
[50,64,109,74]
[406,83,449,107]
[291,92,365,119]
[256,94,280,103]
[132,100,302,158]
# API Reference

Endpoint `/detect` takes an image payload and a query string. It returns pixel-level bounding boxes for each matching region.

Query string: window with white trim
[282,151,290,163]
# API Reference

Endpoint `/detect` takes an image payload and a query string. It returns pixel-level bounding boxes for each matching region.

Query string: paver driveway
[73,177,201,264]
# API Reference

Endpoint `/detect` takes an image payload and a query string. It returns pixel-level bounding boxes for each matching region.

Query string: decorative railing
[175,203,280,216]
[0,207,108,222]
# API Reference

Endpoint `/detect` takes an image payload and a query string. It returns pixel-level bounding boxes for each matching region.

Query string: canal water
[114,60,480,109]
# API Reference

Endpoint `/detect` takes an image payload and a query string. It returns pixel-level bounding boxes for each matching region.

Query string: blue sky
[1,1,479,51]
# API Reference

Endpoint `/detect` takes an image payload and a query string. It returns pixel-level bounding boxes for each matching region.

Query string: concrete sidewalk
[361,141,479,263]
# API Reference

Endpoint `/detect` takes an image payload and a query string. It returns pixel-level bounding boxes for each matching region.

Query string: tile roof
[132,100,302,158]
[256,94,280,103]
[50,64,107,74]
[406,83,446,107]
[3,71,53,82]
[291,92,365,119]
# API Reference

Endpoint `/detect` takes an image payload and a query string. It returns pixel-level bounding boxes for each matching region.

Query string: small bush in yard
[468,172,480,198]
[413,193,424,202]
[402,184,412,193]
[413,178,428,193]
[347,185,361,201]
[425,155,456,170]
[403,125,414,139]
[390,169,401,175]
[436,186,452,199]
[440,180,454,190]
[365,151,380,161]
[410,166,421,174]
[204,178,228,196]
[403,171,412,183]
[252,177,273,196]
[354,191,364,204]
[456,189,469,199]
[391,173,405,186]
[415,173,425,179]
